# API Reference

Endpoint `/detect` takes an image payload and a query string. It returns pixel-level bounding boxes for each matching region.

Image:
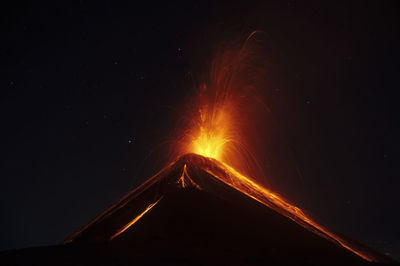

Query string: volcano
[1,154,396,265]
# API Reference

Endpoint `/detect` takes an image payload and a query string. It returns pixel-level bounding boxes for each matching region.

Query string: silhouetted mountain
[1,154,396,265]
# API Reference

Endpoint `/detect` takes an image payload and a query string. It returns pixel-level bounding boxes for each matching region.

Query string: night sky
[1,0,399,261]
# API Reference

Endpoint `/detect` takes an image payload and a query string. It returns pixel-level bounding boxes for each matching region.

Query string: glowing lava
[190,106,231,160]
[110,197,163,240]
[178,31,265,179]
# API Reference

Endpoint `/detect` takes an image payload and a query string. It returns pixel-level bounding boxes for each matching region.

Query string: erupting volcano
[2,32,396,265]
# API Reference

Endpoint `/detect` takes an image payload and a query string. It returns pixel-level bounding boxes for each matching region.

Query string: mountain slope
[1,153,396,265]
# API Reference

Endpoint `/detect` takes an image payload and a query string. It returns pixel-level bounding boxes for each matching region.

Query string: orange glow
[178,31,264,179]
[110,197,162,240]
[178,164,187,188]
[189,106,231,160]
[178,164,201,189]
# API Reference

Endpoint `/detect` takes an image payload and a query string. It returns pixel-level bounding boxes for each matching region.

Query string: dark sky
[1,0,399,261]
